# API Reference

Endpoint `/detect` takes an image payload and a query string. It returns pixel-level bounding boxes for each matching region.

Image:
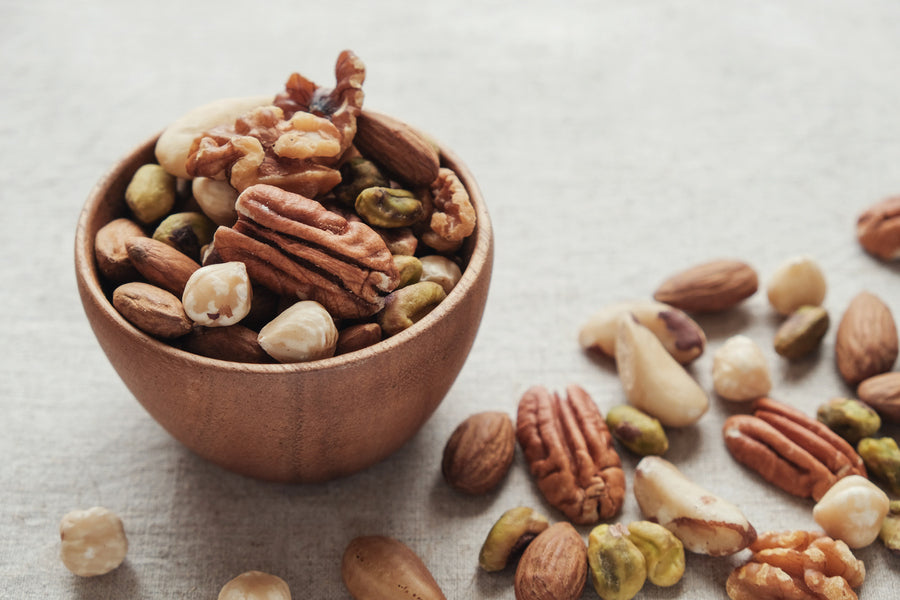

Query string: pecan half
[516,384,625,524]
[723,398,866,501]
[726,531,865,600]
[213,184,399,320]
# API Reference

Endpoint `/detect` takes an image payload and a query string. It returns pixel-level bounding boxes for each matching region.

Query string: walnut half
[726,531,865,600]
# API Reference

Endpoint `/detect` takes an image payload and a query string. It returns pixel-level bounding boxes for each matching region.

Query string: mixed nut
[94,50,478,364]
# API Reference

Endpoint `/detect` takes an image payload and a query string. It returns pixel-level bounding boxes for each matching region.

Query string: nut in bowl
[74,52,493,483]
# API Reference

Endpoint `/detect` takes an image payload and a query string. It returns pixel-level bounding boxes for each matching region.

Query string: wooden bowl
[74,132,493,483]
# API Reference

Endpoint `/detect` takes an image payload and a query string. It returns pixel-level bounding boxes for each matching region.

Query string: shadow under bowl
[74,132,493,483]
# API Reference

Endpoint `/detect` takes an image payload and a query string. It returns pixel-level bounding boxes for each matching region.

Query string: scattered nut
[125,163,176,224]
[605,405,668,456]
[342,535,446,600]
[633,456,756,556]
[515,522,587,600]
[614,316,709,427]
[587,523,646,600]
[766,255,827,316]
[653,259,758,313]
[773,305,830,359]
[835,291,898,385]
[516,384,625,524]
[726,531,865,600]
[153,211,216,263]
[578,299,706,364]
[712,335,771,402]
[94,217,146,281]
[813,475,890,548]
[419,255,463,295]
[192,177,239,226]
[857,195,900,260]
[181,261,253,327]
[112,282,193,339]
[723,397,867,501]
[218,571,291,600]
[59,507,128,577]
[880,500,900,554]
[626,521,685,587]
[442,411,515,495]
[857,372,900,424]
[378,281,446,337]
[257,300,338,363]
[857,436,900,496]
[816,398,881,445]
[478,507,550,572]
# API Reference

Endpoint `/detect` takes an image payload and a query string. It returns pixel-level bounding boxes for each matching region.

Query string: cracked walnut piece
[186,50,365,198]
[726,531,865,600]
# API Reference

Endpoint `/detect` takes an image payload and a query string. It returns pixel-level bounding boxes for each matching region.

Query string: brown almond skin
[342,536,446,600]
[112,282,192,339]
[442,411,515,495]
[653,259,758,313]
[126,236,201,296]
[857,195,900,260]
[336,323,383,356]
[94,217,146,281]
[858,372,900,424]
[835,291,898,385]
[179,324,273,363]
[514,522,587,600]
[354,110,440,187]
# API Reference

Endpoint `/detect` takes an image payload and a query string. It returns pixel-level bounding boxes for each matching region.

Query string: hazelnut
[182,261,253,327]
[766,255,826,316]
[257,300,338,363]
[812,475,889,548]
[59,507,128,577]
[712,335,771,402]
[218,570,291,600]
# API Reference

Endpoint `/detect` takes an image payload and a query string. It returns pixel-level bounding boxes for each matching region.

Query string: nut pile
[94,50,477,364]
[421,247,899,600]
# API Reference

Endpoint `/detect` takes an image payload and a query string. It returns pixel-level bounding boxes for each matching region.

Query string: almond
[112,282,192,339]
[835,291,898,385]
[441,411,515,495]
[126,236,201,296]
[653,259,758,313]
[857,372,900,424]
[514,522,587,600]
[354,110,440,186]
[342,536,446,600]
[857,195,900,260]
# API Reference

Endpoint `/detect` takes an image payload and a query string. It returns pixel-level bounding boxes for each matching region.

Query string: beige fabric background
[2,0,899,597]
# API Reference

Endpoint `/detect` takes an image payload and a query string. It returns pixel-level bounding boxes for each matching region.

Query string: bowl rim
[75,128,493,374]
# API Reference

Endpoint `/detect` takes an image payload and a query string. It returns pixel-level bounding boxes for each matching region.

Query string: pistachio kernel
[625,521,685,587]
[379,281,446,337]
[392,255,423,288]
[774,305,830,360]
[125,163,176,224]
[816,398,881,445]
[333,157,389,206]
[880,500,900,554]
[587,523,647,600]
[152,211,216,263]
[478,507,550,572]
[605,405,668,456]
[355,186,426,228]
[857,437,900,496]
